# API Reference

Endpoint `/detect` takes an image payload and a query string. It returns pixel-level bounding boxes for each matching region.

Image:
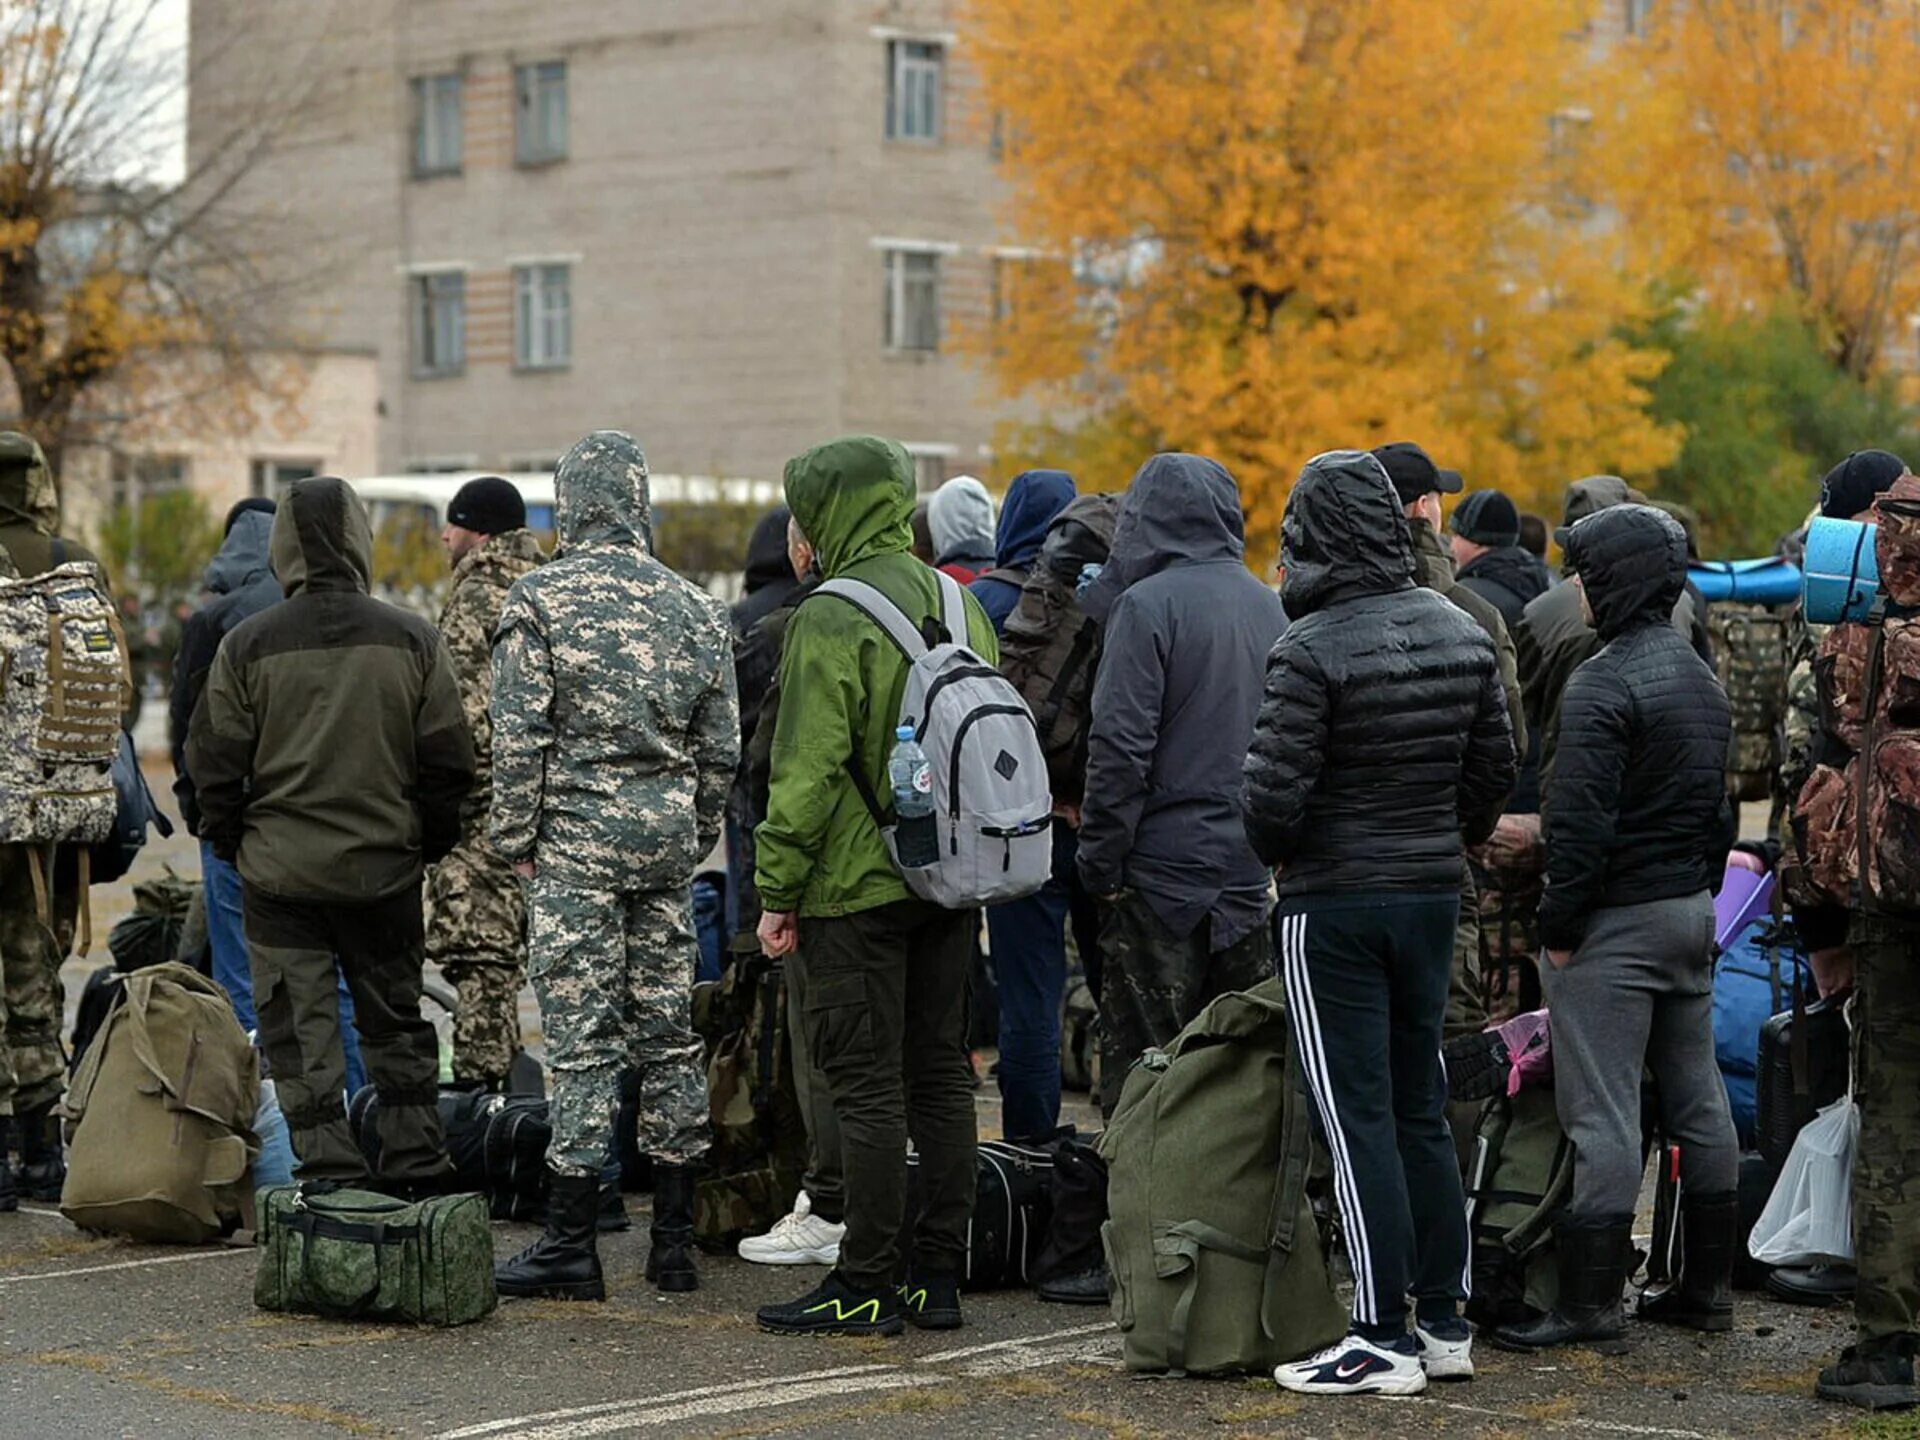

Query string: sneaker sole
[1275,1374,1429,1398]
[1422,1361,1475,1381]
[497,1280,607,1302]
[904,1309,964,1331]
[1816,1380,1920,1412]
[757,1316,905,1338]
[736,1248,841,1266]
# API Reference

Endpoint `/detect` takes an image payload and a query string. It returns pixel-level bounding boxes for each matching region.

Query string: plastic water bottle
[888,725,939,868]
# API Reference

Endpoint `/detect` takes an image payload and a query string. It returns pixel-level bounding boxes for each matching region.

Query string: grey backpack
[815,569,1052,908]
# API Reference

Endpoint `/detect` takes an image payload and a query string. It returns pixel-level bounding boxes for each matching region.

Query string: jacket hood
[742,505,794,593]
[456,526,546,587]
[1463,544,1551,605]
[1873,472,1920,608]
[1086,453,1246,620]
[1564,503,1687,640]
[1039,492,1122,581]
[1279,449,1415,618]
[271,476,373,596]
[0,432,56,534]
[1409,517,1457,590]
[1560,475,1639,530]
[783,434,915,578]
[204,509,276,595]
[993,469,1076,572]
[928,475,996,564]
[555,430,652,554]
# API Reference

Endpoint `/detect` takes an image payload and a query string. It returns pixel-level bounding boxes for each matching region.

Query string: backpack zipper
[914,664,1005,742]
[946,705,1038,853]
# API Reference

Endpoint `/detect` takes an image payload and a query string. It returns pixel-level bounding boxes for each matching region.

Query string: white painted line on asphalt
[430,1366,897,1440]
[0,1247,252,1285]
[954,1336,1122,1377]
[1424,1399,1717,1439]
[914,1319,1113,1364]
[495,1372,944,1440]
[11,1205,64,1221]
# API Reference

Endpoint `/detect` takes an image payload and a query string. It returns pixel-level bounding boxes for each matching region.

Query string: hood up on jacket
[1463,543,1551,606]
[928,475,996,564]
[1279,450,1416,618]
[1873,471,1920,608]
[1564,503,1687,641]
[1085,453,1246,621]
[0,432,56,534]
[555,430,653,555]
[783,434,915,579]
[993,469,1076,572]
[271,476,374,597]
[1038,492,1122,581]
[1554,475,1643,545]
[742,505,795,593]
[204,508,276,596]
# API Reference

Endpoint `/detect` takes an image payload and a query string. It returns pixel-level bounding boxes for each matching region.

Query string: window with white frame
[514,263,572,369]
[249,459,317,499]
[886,41,943,142]
[412,271,466,377]
[515,61,569,165]
[110,453,187,510]
[883,249,940,352]
[412,73,464,176]
[907,451,949,492]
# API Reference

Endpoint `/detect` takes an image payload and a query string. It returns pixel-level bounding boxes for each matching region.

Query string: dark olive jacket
[187,477,474,905]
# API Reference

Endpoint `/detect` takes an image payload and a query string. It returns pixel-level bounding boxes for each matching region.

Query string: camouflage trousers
[529,879,708,1176]
[0,843,76,1117]
[425,838,527,1085]
[1849,913,1920,1344]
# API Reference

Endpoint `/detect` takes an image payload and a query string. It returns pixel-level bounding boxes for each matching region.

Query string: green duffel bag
[1101,979,1346,1375]
[255,1186,497,1327]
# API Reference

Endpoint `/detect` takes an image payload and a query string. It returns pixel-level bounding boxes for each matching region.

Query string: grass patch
[0,1234,116,1269]
[1516,1395,1579,1421]
[1061,1410,1161,1440]
[1211,1396,1302,1423]
[1847,1415,1920,1440]
[29,1347,391,1435]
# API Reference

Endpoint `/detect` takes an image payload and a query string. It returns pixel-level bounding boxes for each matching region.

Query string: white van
[346,471,782,540]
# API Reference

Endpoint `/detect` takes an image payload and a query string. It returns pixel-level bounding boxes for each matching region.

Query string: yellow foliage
[963,0,1682,551]
[1609,0,1920,379]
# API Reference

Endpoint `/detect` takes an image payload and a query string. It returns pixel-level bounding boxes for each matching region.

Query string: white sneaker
[1415,1321,1475,1381]
[1274,1334,1428,1397]
[735,1192,845,1266]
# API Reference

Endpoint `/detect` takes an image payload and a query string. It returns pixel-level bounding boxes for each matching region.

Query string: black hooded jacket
[1242,451,1515,897]
[1457,545,1550,631]
[1075,453,1287,947]
[731,505,798,750]
[1538,505,1734,950]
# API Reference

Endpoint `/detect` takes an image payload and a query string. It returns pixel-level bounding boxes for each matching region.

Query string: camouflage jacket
[490,431,740,892]
[438,527,544,830]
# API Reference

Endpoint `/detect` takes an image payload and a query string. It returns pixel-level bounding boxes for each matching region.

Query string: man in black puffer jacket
[1493,504,1737,1357]
[1244,450,1514,1397]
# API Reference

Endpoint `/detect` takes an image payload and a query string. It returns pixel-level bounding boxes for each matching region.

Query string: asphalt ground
[2,753,1905,1438]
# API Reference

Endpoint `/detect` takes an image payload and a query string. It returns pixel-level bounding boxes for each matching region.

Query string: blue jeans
[202,841,366,1096]
[989,821,1101,1141]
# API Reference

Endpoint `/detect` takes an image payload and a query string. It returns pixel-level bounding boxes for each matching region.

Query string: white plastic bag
[1748,1097,1858,1266]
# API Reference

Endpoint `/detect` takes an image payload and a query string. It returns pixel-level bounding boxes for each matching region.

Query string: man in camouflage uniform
[489,431,738,1301]
[426,477,545,1088]
[0,433,99,1202]
[1793,458,1920,1411]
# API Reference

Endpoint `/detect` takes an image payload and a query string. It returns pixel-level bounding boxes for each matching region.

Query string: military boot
[1492,1216,1634,1353]
[16,1102,64,1202]
[1637,1191,1736,1333]
[495,1171,605,1301]
[645,1163,699,1293]
[0,1117,16,1213]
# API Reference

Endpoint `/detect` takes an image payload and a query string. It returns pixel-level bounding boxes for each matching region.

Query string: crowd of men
[0,423,1912,1415]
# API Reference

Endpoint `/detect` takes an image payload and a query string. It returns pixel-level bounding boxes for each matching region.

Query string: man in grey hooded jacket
[1076,453,1287,1116]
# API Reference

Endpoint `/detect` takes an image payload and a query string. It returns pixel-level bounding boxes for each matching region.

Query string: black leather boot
[16,1102,64,1202]
[0,1117,16,1213]
[495,1171,605,1301]
[1492,1216,1634,1353]
[1637,1190,1736,1333]
[645,1163,699,1293]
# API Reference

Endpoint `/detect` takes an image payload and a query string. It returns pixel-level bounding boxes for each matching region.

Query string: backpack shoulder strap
[813,577,928,660]
[933,568,969,647]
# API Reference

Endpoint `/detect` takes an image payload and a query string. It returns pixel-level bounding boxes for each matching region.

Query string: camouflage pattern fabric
[489,432,738,893]
[529,880,708,1176]
[1847,912,1920,1345]
[436,527,544,831]
[1710,603,1790,803]
[1774,606,1827,908]
[0,841,76,1115]
[1472,817,1545,1022]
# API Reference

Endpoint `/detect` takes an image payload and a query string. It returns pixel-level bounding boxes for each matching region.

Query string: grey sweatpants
[1540,891,1738,1219]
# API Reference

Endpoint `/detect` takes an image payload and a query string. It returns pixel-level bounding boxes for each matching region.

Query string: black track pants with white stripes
[1276,892,1468,1341]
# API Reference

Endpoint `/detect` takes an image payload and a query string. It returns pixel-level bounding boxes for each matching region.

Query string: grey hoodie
[928,475,996,570]
[1075,453,1288,946]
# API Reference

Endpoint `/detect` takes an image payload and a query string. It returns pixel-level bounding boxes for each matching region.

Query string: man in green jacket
[753,435,998,1337]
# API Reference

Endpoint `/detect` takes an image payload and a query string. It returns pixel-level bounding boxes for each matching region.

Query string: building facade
[187,0,1027,490]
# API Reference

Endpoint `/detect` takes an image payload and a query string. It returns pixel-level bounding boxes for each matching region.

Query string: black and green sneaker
[899,1272,963,1331]
[758,1272,904,1337]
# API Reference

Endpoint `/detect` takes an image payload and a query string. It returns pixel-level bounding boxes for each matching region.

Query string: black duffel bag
[350,1085,550,1221]
[899,1138,1054,1291]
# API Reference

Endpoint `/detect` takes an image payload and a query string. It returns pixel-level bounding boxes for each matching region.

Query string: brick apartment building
[185,0,1027,495]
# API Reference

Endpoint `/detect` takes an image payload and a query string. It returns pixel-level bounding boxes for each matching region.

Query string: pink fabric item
[1495,1009,1553,1097]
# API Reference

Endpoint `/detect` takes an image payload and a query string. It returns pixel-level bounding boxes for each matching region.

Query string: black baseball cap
[447,475,527,535]
[1818,449,1907,520]
[1450,489,1520,547]
[1371,443,1463,504]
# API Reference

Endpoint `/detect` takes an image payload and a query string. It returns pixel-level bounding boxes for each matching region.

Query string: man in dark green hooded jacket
[753,435,998,1338]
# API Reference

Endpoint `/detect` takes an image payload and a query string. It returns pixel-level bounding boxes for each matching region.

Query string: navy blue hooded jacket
[969,469,1076,633]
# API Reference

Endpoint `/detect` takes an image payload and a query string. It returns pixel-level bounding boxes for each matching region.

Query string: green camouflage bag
[1710,602,1790,803]
[691,951,807,1249]
[1101,980,1345,1375]
[254,1186,496,1327]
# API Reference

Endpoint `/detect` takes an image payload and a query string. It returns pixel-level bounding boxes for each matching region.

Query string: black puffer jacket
[1242,451,1516,897]
[1538,505,1734,950]
[1457,544,1550,631]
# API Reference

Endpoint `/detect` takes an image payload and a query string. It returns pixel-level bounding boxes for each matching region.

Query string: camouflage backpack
[0,559,129,846]
[999,494,1121,802]
[1709,603,1790,803]
[691,951,808,1249]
